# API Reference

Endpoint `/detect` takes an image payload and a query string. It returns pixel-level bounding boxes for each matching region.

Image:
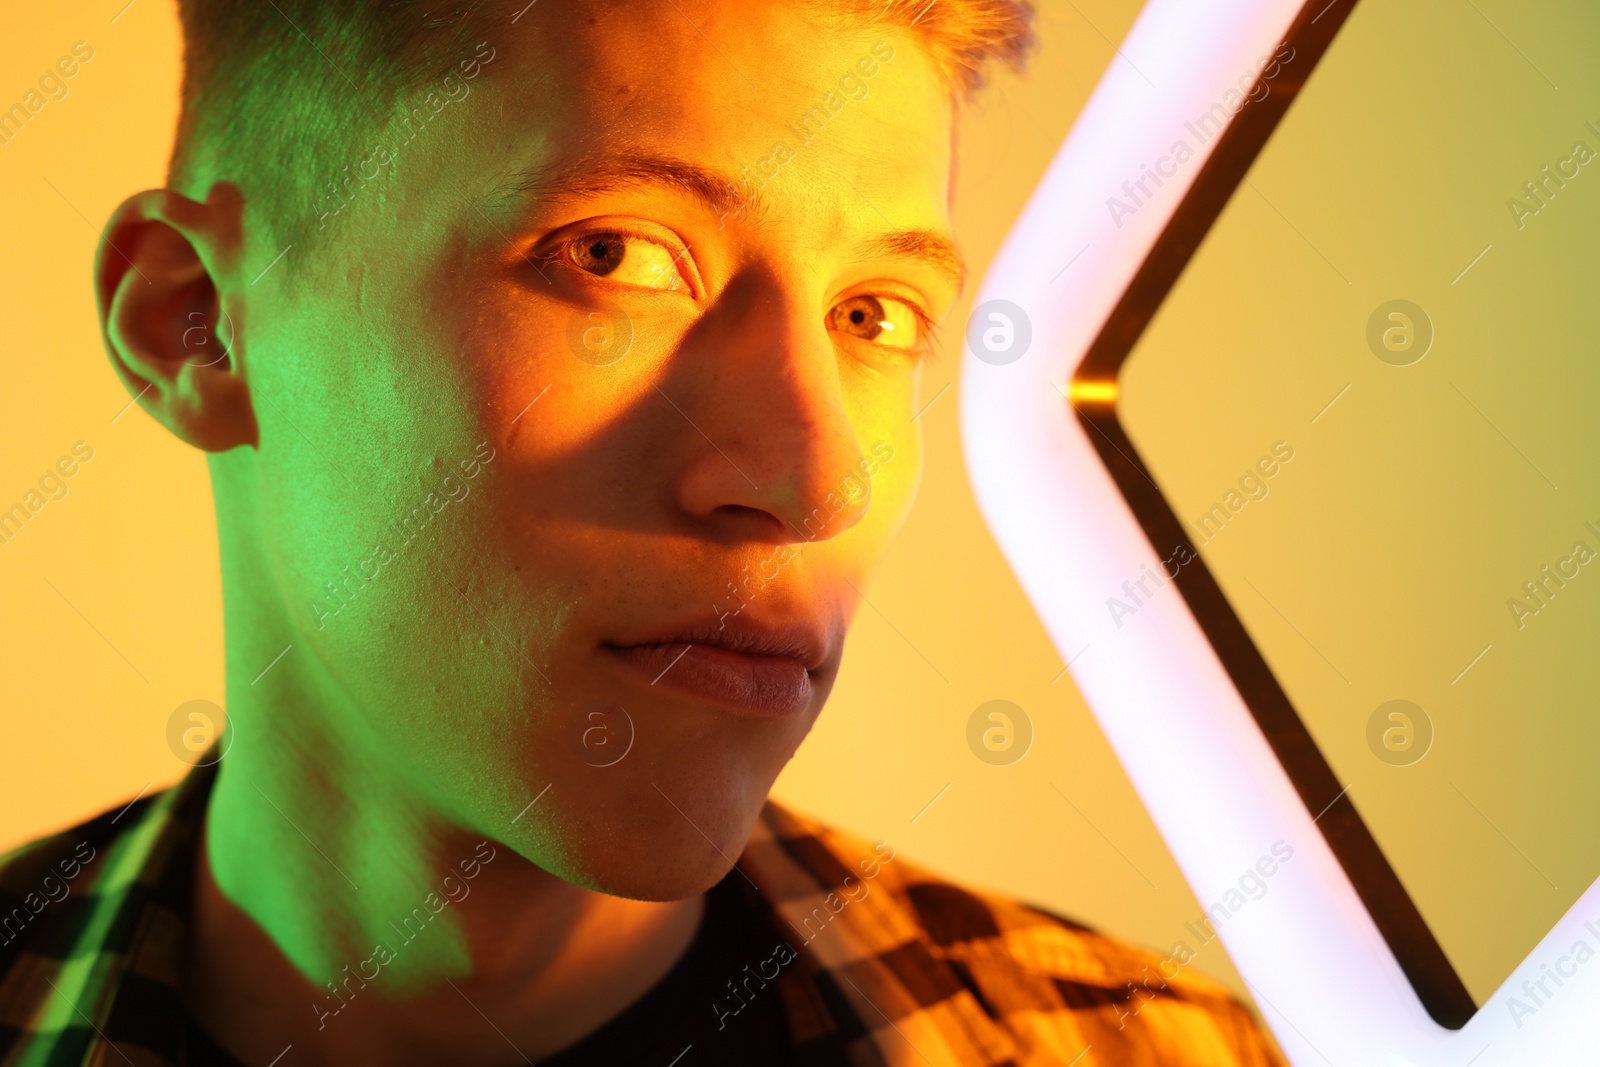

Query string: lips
[605,618,828,717]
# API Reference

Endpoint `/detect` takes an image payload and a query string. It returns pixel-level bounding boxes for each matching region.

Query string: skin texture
[95,1,959,1062]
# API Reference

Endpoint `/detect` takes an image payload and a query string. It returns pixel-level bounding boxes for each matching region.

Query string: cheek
[877,437,921,545]
[839,371,922,527]
[855,416,922,550]
[247,314,557,772]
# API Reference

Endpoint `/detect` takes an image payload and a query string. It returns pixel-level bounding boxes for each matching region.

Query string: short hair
[168,0,1035,259]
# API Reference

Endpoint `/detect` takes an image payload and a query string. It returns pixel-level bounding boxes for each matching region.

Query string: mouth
[603,618,828,718]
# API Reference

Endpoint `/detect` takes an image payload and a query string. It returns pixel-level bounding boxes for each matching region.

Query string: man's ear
[95,184,258,451]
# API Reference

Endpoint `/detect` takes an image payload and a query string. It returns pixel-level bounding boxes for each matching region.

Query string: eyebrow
[506,152,753,221]
[500,152,968,293]
[859,229,967,295]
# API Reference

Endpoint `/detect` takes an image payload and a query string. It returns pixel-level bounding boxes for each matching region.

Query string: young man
[0,1,1285,1063]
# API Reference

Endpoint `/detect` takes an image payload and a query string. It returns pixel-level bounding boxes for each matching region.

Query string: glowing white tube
[960,0,1600,1062]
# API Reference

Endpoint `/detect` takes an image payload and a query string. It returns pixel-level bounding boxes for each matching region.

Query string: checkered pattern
[0,766,203,1067]
[0,764,1285,1066]
[735,806,1286,1067]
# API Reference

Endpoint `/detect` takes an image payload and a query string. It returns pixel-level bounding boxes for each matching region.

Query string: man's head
[96,0,1031,903]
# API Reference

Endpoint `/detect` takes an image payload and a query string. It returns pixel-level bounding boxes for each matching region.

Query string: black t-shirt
[183,872,797,1066]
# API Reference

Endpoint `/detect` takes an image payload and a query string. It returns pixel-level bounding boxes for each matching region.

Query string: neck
[185,690,703,1065]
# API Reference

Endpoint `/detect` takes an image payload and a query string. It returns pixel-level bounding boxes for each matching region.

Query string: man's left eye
[566,232,687,291]
[827,295,923,351]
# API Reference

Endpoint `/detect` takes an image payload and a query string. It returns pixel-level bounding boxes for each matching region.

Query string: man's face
[231,0,958,900]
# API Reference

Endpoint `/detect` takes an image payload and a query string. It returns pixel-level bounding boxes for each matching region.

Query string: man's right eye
[565,232,688,291]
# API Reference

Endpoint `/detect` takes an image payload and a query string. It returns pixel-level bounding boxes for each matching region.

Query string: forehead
[474,0,955,234]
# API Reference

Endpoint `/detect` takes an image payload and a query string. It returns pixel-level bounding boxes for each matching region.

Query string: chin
[561,806,764,902]
[592,849,742,903]
[514,748,780,902]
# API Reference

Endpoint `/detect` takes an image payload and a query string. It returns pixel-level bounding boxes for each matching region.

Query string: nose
[669,275,873,544]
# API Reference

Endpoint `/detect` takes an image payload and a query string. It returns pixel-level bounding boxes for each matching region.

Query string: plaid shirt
[0,762,1285,1066]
